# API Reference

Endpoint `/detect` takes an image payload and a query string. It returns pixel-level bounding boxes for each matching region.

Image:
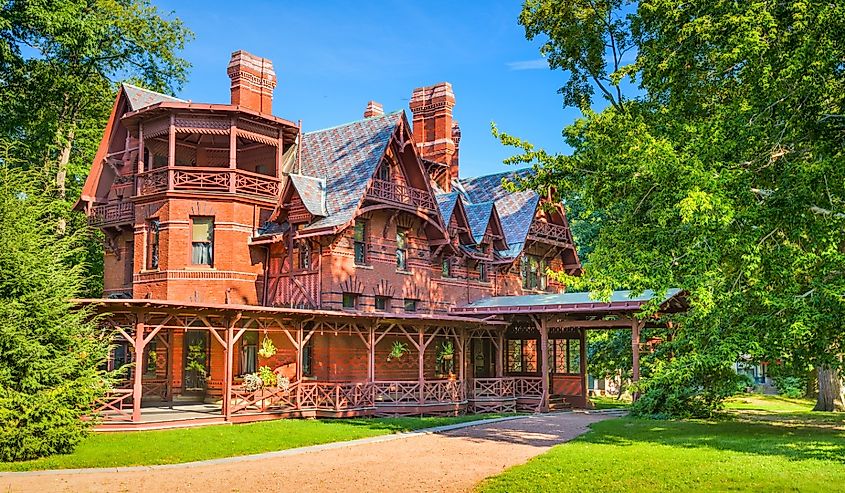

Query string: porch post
[418,327,425,405]
[167,113,175,191]
[276,128,284,178]
[496,331,504,377]
[228,116,237,193]
[580,328,587,406]
[295,321,304,382]
[631,319,641,400]
[368,323,376,382]
[457,328,465,382]
[223,320,234,420]
[132,313,146,422]
[136,122,144,196]
[539,316,550,412]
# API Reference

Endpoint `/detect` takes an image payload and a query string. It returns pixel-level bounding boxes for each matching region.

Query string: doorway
[471,338,496,378]
[183,330,210,398]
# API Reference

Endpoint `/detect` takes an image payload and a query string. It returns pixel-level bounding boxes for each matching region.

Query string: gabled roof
[459,169,539,256]
[289,174,327,217]
[121,83,184,111]
[436,192,460,222]
[464,201,495,244]
[299,111,402,233]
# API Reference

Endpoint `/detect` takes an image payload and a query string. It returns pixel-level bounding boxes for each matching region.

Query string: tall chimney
[364,100,384,118]
[227,50,277,114]
[450,120,461,187]
[409,82,456,190]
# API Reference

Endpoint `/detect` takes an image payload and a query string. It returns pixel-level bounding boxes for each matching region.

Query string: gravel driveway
[1,411,619,493]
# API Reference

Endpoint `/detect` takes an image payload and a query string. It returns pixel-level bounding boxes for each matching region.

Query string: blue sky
[156,1,581,178]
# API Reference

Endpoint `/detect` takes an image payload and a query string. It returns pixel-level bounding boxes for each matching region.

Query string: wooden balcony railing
[87,202,134,227]
[527,221,572,244]
[513,376,543,397]
[92,388,134,422]
[366,179,436,212]
[472,377,516,399]
[137,166,280,200]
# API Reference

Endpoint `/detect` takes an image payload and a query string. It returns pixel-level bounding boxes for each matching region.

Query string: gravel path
[1,412,617,493]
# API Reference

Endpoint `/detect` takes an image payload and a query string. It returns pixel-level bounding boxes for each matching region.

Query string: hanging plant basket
[258,335,276,359]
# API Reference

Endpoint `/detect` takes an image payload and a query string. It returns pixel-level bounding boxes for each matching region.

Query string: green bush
[773,377,805,399]
[735,373,756,394]
[631,357,742,419]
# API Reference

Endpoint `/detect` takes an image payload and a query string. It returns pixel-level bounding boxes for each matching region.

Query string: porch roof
[450,289,686,315]
[74,299,495,326]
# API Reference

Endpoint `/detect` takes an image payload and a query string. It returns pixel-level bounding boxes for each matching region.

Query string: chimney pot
[409,82,457,190]
[227,50,277,114]
[364,100,384,118]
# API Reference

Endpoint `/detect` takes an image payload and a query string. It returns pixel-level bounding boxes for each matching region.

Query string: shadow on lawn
[585,417,845,464]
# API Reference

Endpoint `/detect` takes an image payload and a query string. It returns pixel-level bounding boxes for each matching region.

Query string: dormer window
[441,257,452,278]
[521,255,548,290]
[353,220,367,265]
[396,227,408,271]
[377,162,391,181]
[477,262,488,282]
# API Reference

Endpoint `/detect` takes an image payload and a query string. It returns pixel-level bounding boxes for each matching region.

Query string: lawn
[478,395,845,492]
[0,414,504,472]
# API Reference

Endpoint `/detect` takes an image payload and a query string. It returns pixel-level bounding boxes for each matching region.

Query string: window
[111,341,130,371]
[506,339,538,373]
[396,228,408,271]
[302,338,313,377]
[375,296,390,311]
[520,255,547,290]
[353,220,367,265]
[477,262,488,282]
[549,339,581,374]
[377,162,391,181]
[441,257,452,278]
[294,238,311,270]
[403,298,417,312]
[147,219,160,269]
[144,340,158,377]
[191,216,214,266]
[240,331,257,375]
[342,292,358,309]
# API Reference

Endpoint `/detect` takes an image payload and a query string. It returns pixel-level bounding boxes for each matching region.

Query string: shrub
[735,373,756,394]
[774,376,805,399]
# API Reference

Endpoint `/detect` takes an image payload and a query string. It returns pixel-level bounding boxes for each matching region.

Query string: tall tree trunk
[814,365,845,412]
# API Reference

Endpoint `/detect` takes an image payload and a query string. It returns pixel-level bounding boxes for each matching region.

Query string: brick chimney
[364,100,384,118]
[409,82,457,190]
[450,120,461,188]
[227,50,277,114]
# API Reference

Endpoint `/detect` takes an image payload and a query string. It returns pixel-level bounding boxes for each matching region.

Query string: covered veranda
[452,289,688,412]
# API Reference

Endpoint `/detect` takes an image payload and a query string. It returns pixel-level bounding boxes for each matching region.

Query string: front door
[471,339,495,378]
[183,330,210,397]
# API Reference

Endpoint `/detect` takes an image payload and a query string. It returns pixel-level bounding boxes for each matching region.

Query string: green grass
[0,414,505,472]
[589,394,632,409]
[478,395,845,492]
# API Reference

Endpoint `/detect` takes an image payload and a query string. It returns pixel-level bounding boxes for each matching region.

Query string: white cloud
[506,59,549,71]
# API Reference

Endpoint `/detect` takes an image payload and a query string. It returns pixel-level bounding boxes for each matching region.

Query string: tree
[0,165,110,461]
[0,0,192,296]
[501,0,845,413]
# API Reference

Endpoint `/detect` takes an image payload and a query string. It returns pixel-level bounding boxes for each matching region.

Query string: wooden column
[418,327,425,405]
[457,329,465,382]
[368,323,376,382]
[165,330,173,406]
[228,117,237,193]
[276,128,284,178]
[136,123,144,196]
[539,317,550,412]
[580,328,587,406]
[223,320,234,420]
[295,322,304,382]
[496,332,504,377]
[132,313,146,422]
[167,114,175,191]
[632,319,641,400]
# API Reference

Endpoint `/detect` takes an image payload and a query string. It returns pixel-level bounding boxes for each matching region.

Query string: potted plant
[437,341,455,378]
[387,341,409,362]
[258,335,276,358]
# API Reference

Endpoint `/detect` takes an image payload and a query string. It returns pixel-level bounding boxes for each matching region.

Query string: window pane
[375,296,388,311]
[396,249,407,270]
[442,258,451,277]
[354,220,365,242]
[396,229,407,249]
[342,293,356,308]
[404,298,416,312]
[148,219,160,269]
[568,339,582,374]
[555,340,567,373]
[192,217,213,242]
[192,242,213,265]
[354,243,366,264]
[523,339,538,372]
[507,340,522,372]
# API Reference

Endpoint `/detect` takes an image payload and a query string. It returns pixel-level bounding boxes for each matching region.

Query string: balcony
[527,221,573,247]
[88,202,134,227]
[136,166,281,201]
[366,178,436,212]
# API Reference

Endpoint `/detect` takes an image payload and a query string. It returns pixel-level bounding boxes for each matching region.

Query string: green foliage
[774,377,805,400]
[0,168,110,461]
[504,0,845,415]
[258,335,276,358]
[387,341,409,362]
[257,366,276,388]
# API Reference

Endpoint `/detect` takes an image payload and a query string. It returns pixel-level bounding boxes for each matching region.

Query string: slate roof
[435,192,460,224]
[299,111,402,232]
[122,83,184,111]
[456,289,683,311]
[459,169,539,258]
[289,174,328,216]
[464,201,495,244]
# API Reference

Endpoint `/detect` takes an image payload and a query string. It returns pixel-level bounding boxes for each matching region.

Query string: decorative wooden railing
[527,221,572,244]
[373,380,465,405]
[230,381,376,415]
[472,378,516,399]
[92,388,134,422]
[372,381,421,404]
[137,166,280,200]
[366,179,436,212]
[87,202,134,227]
[513,376,544,397]
[141,379,169,400]
[230,382,299,414]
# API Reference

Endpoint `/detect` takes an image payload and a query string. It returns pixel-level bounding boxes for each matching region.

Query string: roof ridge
[459,166,533,184]
[304,110,403,136]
